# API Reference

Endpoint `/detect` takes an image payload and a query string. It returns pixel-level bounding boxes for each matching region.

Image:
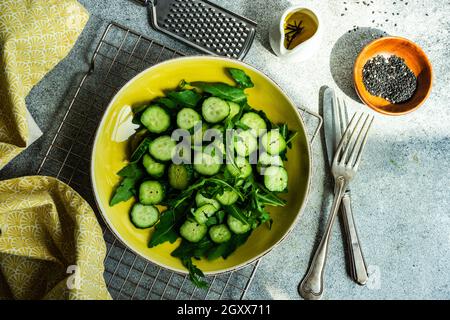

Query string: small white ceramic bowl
[269,6,322,61]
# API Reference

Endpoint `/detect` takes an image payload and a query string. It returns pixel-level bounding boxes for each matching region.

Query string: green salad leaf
[207,232,252,260]
[182,258,208,288]
[228,68,254,89]
[110,163,144,206]
[130,137,152,163]
[167,89,202,108]
[191,82,247,103]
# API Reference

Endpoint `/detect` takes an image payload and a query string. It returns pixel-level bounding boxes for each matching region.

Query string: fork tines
[335,112,374,168]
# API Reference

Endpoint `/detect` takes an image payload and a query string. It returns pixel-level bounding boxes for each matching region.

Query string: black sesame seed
[362,55,417,104]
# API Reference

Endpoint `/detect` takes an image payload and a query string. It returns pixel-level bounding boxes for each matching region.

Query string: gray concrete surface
[1,0,449,299]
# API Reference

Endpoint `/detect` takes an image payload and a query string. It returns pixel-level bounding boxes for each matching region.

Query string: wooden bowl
[354,36,433,116]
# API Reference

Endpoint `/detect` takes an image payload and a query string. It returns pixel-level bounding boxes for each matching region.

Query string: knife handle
[341,192,369,285]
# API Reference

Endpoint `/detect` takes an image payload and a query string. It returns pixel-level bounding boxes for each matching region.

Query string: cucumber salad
[110,68,298,287]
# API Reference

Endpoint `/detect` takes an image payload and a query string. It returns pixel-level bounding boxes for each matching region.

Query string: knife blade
[322,87,368,285]
[323,87,337,168]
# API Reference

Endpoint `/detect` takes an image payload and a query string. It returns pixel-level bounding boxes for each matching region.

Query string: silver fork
[336,98,369,285]
[299,112,374,300]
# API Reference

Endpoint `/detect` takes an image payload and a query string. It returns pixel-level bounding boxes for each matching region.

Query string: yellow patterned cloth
[0,0,109,300]
[0,176,111,300]
[0,0,89,169]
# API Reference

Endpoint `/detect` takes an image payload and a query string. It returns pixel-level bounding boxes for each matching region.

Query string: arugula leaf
[286,131,299,148]
[224,205,250,225]
[216,210,226,224]
[191,82,247,103]
[155,97,178,110]
[110,163,144,206]
[207,232,252,260]
[148,208,184,247]
[205,216,218,227]
[256,192,286,207]
[228,68,254,89]
[167,90,202,108]
[117,163,144,178]
[172,238,215,259]
[109,178,136,206]
[182,258,208,288]
[130,137,152,163]
[171,238,215,288]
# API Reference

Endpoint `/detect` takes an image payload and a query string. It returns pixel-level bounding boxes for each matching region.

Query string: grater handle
[132,0,151,6]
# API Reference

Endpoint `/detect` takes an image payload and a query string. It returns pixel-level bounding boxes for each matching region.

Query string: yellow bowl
[91,56,312,275]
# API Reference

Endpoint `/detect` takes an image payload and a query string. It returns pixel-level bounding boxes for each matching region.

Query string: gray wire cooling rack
[36,22,322,300]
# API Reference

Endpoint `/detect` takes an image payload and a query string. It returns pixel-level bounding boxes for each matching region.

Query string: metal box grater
[138,0,257,59]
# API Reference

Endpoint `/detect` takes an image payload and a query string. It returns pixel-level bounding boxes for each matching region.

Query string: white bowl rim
[91,55,313,276]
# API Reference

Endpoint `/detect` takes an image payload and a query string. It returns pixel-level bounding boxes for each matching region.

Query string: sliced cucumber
[191,123,208,146]
[176,108,201,130]
[130,203,160,229]
[263,166,288,192]
[227,101,240,120]
[234,130,258,157]
[142,154,165,178]
[203,139,225,160]
[140,105,170,133]
[139,181,165,205]
[194,152,222,176]
[195,192,221,210]
[193,204,218,225]
[240,112,267,134]
[209,224,232,243]
[216,188,239,205]
[257,152,283,174]
[180,219,208,243]
[202,97,230,123]
[212,124,224,132]
[226,157,252,179]
[149,136,176,161]
[168,164,192,190]
[261,130,287,155]
[227,215,251,234]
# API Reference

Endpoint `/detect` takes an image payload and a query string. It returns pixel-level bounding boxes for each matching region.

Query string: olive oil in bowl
[284,10,318,50]
[270,6,322,60]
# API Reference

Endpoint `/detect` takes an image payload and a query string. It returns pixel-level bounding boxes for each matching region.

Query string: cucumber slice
[168,164,192,190]
[142,154,165,178]
[234,130,258,157]
[176,108,201,130]
[194,152,222,176]
[130,203,160,229]
[191,123,208,146]
[227,101,240,119]
[261,130,287,155]
[257,152,283,174]
[240,112,267,135]
[227,215,251,234]
[263,166,288,192]
[139,181,165,205]
[202,97,230,123]
[180,219,208,243]
[212,124,224,132]
[149,136,176,161]
[216,188,239,205]
[193,204,218,224]
[226,157,252,179]
[209,224,232,243]
[140,105,170,133]
[195,192,221,210]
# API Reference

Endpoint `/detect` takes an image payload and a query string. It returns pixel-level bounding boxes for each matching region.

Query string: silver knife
[323,87,369,285]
